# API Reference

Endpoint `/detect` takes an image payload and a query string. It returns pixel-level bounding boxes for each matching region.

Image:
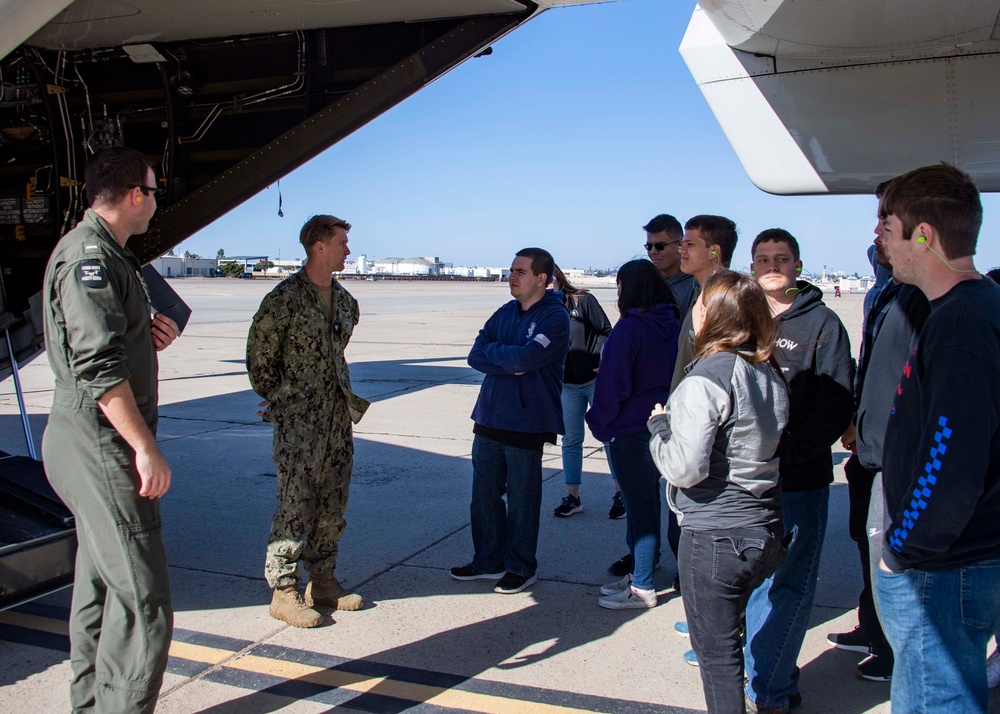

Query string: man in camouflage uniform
[42,147,179,712]
[247,214,369,628]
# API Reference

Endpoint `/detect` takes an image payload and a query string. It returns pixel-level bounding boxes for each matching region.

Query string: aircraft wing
[682,0,1000,195]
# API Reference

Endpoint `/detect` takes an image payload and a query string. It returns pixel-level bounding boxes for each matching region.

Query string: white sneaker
[599,574,631,596]
[598,586,656,610]
[987,648,1000,689]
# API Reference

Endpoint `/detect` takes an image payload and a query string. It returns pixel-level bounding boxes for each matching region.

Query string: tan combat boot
[305,573,365,611]
[270,584,323,628]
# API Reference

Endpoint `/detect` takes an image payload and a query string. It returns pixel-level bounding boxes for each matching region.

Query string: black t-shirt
[882,278,1000,571]
[474,423,555,450]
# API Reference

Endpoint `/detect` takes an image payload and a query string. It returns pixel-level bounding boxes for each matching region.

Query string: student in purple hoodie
[586,259,680,609]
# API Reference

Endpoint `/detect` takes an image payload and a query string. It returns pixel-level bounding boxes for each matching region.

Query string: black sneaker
[554,494,583,517]
[607,553,633,577]
[672,574,682,593]
[826,626,871,654]
[857,653,893,682]
[494,572,536,594]
[608,492,626,519]
[450,564,504,581]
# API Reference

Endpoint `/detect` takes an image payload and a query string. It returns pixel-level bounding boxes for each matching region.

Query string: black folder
[141,265,193,334]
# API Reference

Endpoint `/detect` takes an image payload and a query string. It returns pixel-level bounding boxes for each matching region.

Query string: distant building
[150,255,183,277]
[472,266,509,279]
[267,259,303,276]
[338,256,364,275]
[441,266,474,278]
[218,255,269,275]
[838,275,874,293]
[183,257,218,277]
[150,255,221,277]
[372,257,442,276]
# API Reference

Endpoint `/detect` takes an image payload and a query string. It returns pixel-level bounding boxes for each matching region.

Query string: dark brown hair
[879,163,982,259]
[85,147,154,207]
[551,264,587,307]
[685,215,738,267]
[752,228,800,262]
[642,213,683,239]
[694,271,778,368]
[515,247,555,284]
[300,214,351,252]
[616,259,677,317]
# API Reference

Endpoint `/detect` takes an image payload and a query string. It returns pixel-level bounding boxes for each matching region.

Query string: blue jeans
[561,380,614,487]
[681,527,785,714]
[745,487,829,708]
[470,434,543,577]
[607,431,661,589]
[877,558,1000,713]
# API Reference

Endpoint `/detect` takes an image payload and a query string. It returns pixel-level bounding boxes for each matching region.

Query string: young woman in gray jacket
[647,271,789,714]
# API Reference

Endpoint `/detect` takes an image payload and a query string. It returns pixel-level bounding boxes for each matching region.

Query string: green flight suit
[246,270,369,588]
[41,209,172,713]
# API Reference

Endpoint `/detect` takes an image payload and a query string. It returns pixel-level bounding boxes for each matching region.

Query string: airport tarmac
[0,277,996,713]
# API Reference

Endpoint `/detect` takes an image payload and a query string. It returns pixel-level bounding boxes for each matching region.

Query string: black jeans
[844,454,890,656]
[680,526,785,714]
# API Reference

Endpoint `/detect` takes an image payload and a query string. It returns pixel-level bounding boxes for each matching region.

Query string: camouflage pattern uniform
[247,270,369,588]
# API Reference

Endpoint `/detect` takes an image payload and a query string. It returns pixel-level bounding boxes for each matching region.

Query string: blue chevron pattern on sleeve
[889,416,952,552]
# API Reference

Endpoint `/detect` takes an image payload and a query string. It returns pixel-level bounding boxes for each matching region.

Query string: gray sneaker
[598,586,656,610]
[599,574,631,596]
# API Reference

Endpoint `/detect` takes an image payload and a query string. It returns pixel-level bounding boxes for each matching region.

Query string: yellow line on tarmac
[169,640,234,666]
[0,612,231,666]
[0,611,68,636]
[225,653,587,713]
[1,612,591,713]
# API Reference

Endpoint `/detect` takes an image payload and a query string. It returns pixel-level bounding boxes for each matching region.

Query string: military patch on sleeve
[270,301,289,320]
[76,260,108,288]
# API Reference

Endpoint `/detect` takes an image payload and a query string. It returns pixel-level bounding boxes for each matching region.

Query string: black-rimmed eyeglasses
[645,240,679,252]
[132,185,164,197]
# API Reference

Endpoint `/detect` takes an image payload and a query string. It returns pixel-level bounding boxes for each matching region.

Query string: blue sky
[179,0,1000,275]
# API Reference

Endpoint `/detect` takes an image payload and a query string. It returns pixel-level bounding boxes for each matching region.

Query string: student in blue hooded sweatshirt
[586,259,680,609]
[451,247,570,595]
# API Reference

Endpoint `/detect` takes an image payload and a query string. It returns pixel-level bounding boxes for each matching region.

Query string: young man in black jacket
[830,189,931,682]
[876,164,1000,712]
[744,229,855,713]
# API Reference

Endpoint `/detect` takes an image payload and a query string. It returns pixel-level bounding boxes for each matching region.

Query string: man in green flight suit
[247,214,370,628]
[42,146,180,713]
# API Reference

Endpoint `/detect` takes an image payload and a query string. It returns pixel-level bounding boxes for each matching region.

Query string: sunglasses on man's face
[132,184,164,197]
[645,240,678,252]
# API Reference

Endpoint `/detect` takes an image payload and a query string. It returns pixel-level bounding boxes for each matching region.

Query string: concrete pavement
[0,278,994,713]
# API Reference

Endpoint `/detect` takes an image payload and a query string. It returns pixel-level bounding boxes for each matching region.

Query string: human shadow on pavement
[193,583,686,714]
